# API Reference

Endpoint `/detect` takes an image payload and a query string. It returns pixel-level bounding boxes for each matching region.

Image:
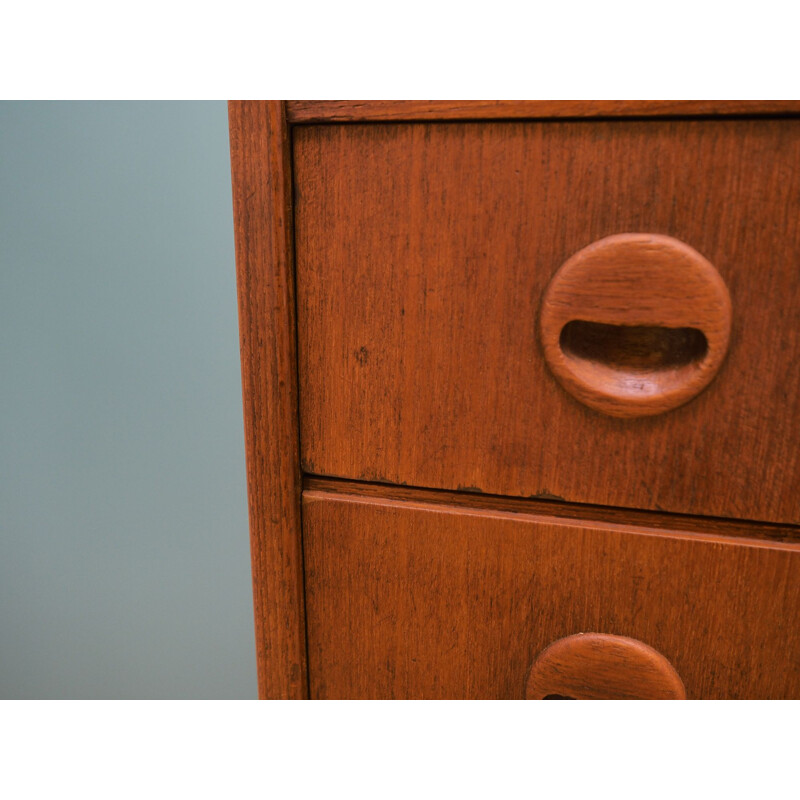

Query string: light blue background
[0,101,256,698]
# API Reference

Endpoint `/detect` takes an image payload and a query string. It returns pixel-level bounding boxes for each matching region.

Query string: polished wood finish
[304,476,800,545]
[539,233,731,417]
[228,101,307,699]
[525,633,686,699]
[294,119,800,523]
[232,102,800,700]
[287,100,800,124]
[303,488,800,699]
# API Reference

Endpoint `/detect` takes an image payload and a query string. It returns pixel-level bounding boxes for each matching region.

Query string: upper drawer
[294,119,800,524]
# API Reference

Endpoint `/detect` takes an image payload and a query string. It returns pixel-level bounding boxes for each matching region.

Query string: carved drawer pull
[539,233,732,417]
[526,633,686,699]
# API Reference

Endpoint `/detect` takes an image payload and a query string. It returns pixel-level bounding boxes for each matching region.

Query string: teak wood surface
[304,476,800,545]
[525,633,687,700]
[287,100,800,124]
[539,233,732,417]
[294,118,800,524]
[303,488,800,699]
[231,101,800,700]
[229,101,307,698]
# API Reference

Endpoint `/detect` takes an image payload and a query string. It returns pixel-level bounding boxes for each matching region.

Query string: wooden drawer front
[295,120,800,523]
[303,489,800,699]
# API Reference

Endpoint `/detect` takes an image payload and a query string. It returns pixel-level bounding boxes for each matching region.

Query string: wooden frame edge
[286,100,800,124]
[303,477,800,546]
[228,100,308,699]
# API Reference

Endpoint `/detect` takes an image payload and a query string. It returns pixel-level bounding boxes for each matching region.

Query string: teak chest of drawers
[229,100,800,699]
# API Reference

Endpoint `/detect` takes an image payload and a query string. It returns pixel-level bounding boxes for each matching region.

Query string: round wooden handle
[526,633,686,700]
[539,233,732,417]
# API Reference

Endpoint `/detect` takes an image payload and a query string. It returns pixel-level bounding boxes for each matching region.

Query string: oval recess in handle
[539,233,732,417]
[526,633,686,700]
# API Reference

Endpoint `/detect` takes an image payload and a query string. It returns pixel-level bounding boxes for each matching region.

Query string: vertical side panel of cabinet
[229,101,308,699]
[303,490,800,699]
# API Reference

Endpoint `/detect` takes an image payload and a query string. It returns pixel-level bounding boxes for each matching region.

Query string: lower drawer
[303,487,800,699]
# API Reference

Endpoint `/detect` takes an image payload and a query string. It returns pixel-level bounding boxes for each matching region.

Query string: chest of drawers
[229,100,800,699]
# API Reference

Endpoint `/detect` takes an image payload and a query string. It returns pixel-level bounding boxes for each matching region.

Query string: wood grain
[287,100,800,124]
[525,633,686,699]
[303,488,800,699]
[294,119,800,523]
[539,233,731,417]
[228,101,307,699]
[304,477,800,544]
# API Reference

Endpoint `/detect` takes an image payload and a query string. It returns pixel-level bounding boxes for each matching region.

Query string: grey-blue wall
[0,101,256,698]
